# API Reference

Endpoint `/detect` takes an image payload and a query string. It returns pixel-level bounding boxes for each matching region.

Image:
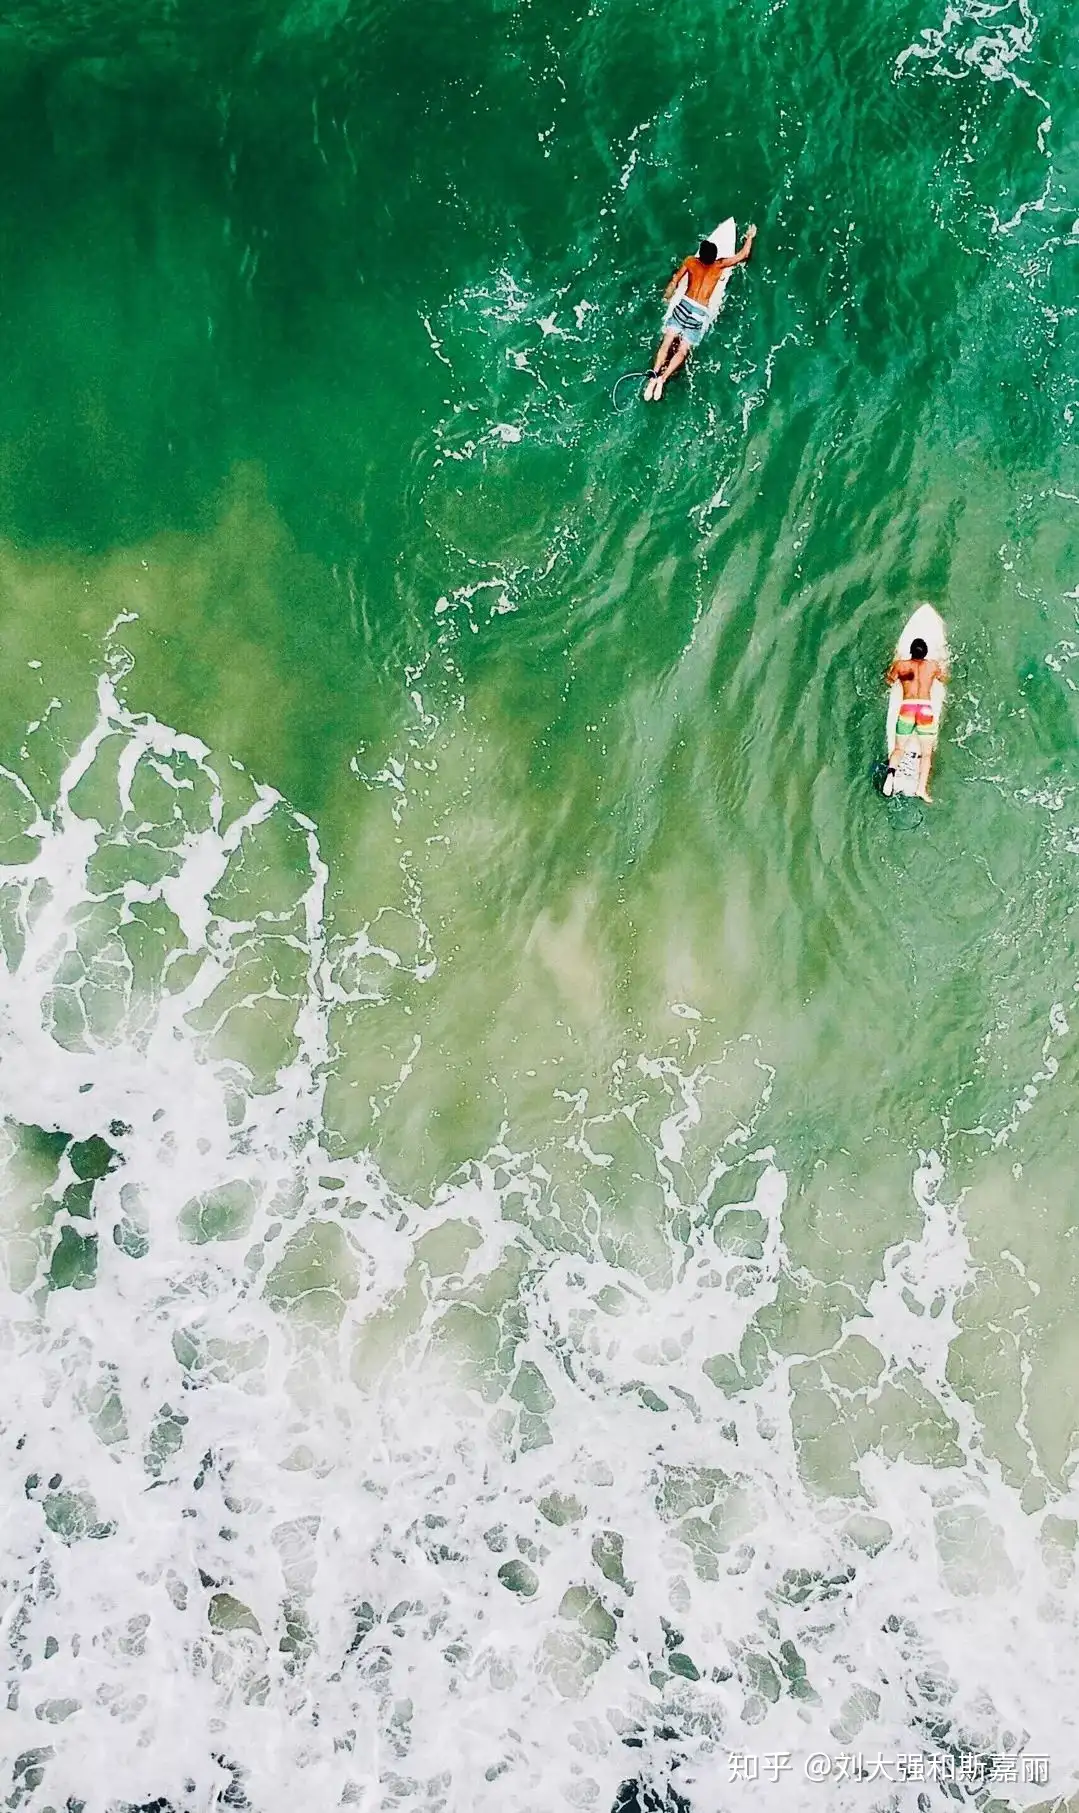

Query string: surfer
[644,225,757,401]
[882,636,950,801]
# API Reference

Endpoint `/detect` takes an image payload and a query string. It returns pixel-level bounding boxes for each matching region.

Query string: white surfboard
[663,216,738,332]
[884,603,948,798]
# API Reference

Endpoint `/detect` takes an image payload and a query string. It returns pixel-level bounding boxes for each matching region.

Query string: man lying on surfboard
[644,225,757,402]
[882,636,950,802]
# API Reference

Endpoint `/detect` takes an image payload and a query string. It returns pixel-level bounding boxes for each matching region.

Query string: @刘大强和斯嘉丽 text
[725,1751,1050,1785]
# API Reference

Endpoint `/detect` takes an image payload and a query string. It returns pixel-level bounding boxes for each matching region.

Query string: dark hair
[910,636,928,659]
[698,238,718,264]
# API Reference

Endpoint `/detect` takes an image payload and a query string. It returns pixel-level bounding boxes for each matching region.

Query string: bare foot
[652,377,666,401]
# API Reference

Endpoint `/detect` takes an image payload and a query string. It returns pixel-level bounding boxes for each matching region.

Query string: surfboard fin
[882,766,896,798]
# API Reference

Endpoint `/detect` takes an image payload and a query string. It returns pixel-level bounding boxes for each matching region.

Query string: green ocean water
[6,0,1076,1239]
[3,0,1079,1805]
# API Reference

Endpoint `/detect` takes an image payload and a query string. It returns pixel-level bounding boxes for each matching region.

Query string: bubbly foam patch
[2,674,1077,1813]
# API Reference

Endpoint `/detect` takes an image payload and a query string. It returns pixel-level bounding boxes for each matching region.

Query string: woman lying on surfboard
[644,225,757,402]
[882,636,950,802]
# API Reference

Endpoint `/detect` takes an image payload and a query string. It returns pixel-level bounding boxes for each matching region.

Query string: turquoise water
[2,0,1079,1807]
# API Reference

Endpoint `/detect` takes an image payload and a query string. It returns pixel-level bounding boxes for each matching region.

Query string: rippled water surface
[2,0,1079,1807]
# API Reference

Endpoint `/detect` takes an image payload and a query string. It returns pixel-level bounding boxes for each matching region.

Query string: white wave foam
[3,675,1078,1813]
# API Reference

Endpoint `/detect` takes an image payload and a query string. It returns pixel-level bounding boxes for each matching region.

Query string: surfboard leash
[612,370,652,412]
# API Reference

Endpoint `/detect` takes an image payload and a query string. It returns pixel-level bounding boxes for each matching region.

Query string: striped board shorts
[666,295,711,347]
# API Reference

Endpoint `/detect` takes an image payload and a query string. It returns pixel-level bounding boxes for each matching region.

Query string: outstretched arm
[724,225,757,268]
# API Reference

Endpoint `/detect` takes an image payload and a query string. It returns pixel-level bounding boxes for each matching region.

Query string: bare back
[888,655,946,699]
[672,255,734,306]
